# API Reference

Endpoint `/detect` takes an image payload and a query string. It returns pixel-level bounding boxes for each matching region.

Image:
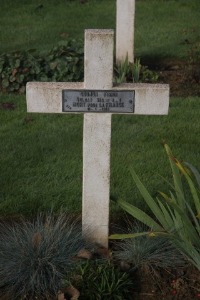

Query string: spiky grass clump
[71,260,133,300]
[114,225,186,271]
[0,213,86,300]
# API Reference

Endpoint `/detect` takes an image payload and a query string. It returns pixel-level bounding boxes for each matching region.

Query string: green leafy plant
[0,42,158,93]
[0,212,86,300]
[0,39,84,94]
[110,144,200,270]
[114,57,141,84]
[140,65,159,83]
[70,260,133,300]
[114,56,131,84]
[0,50,41,93]
[114,57,158,84]
[43,40,84,82]
[132,58,141,83]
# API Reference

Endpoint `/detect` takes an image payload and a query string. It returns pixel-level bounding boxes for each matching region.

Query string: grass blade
[162,197,200,245]
[176,160,200,215]
[184,162,200,189]
[118,199,163,231]
[129,167,167,228]
[156,197,174,229]
[109,231,151,240]
[164,144,186,210]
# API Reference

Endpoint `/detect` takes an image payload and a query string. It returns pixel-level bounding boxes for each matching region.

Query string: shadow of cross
[26,29,169,248]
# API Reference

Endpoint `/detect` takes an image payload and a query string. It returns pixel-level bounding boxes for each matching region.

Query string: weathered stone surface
[26,29,169,249]
[84,29,114,89]
[116,0,135,63]
[82,30,113,247]
[27,82,169,115]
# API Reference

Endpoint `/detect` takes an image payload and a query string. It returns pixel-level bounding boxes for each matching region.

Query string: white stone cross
[26,29,169,248]
[116,0,135,63]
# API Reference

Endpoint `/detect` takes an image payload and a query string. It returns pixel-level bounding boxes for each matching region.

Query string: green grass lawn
[0,0,200,59]
[0,0,200,217]
[0,95,200,217]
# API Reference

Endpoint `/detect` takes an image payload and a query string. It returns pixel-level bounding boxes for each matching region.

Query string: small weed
[132,59,141,83]
[114,58,158,84]
[70,260,133,300]
[140,65,159,83]
[114,56,131,84]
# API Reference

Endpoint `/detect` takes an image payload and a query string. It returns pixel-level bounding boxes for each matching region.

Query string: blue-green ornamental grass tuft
[0,213,86,300]
[113,224,186,271]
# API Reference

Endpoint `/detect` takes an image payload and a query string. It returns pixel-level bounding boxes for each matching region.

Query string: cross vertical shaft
[82,30,114,247]
[116,0,135,63]
[26,29,169,249]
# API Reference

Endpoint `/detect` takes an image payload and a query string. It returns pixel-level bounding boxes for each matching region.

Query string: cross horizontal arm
[26,82,169,115]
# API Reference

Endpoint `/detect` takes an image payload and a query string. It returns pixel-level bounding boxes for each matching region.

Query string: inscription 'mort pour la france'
[62,90,135,113]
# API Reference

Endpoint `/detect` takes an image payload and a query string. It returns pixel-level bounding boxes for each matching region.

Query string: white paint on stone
[84,29,114,90]
[116,0,135,63]
[115,83,169,115]
[82,113,111,246]
[26,29,170,248]
[27,82,169,115]
[26,82,82,113]
[82,30,113,247]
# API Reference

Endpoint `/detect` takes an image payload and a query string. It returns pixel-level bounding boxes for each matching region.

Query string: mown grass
[0,0,115,54]
[0,0,200,60]
[135,0,200,60]
[1,95,200,216]
[0,0,200,217]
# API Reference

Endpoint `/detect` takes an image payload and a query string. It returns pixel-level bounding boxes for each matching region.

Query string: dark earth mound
[144,58,200,97]
[132,265,200,299]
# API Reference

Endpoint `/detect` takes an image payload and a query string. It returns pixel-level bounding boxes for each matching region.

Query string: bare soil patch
[131,265,200,299]
[145,58,200,97]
